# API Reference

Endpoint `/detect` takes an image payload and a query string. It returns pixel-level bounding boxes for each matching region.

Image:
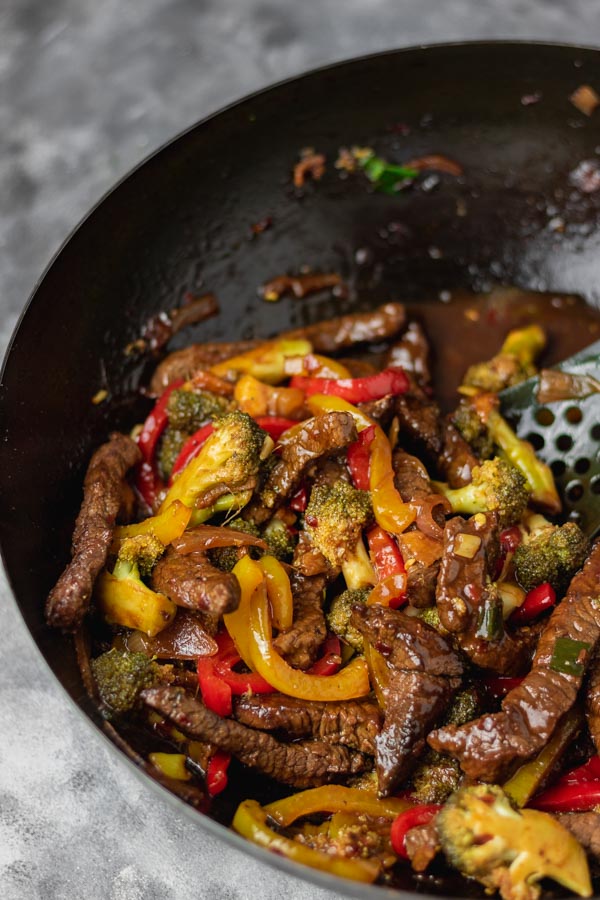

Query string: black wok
[2,41,600,899]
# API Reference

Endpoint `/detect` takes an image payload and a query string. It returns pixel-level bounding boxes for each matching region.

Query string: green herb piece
[549,637,591,676]
[358,152,418,194]
[475,596,504,641]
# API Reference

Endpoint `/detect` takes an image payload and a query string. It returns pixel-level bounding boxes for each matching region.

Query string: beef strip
[585,650,600,754]
[405,822,441,872]
[436,513,523,674]
[385,320,432,387]
[45,432,141,630]
[392,448,447,608]
[273,572,328,669]
[291,531,336,578]
[283,302,406,353]
[429,541,600,782]
[150,339,261,393]
[358,394,396,428]
[234,694,381,755]
[152,546,240,616]
[245,411,357,525]
[438,419,479,488]
[556,812,600,863]
[394,379,443,463]
[142,686,369,788]
[352,605,463,796]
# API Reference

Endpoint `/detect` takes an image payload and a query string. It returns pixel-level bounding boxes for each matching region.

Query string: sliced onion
[537,368,600,403]
[410,494,452,540]
[173,525,268,554]
[121,610,218,659]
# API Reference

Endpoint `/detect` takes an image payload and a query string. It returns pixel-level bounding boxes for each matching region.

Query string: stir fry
[46,299,600,900]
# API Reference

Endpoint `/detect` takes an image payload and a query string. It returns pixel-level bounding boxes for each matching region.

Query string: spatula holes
[575,457,591,475]
[527,432,545,451]
[592,424,600,441]
[565,406,583,424]
[535,408,555,427]
[556,434,573,452]
[566,481,584,504]
[591,475,600,495]
[551,459,566,477]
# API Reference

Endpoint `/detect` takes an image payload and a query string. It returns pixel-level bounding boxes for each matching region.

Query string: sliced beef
[352,605,463,796]
[438,419,479,488]
[150,339,261,393]
[46,433,141,630]
[245,411,357,525]
[556,812,600,863]
[385,320,432,387]
[273,572,327,669]
[435,513,522,674]
[152,546,240,616]
[283,302,406,353]
[406,562,441,609]
[405,822,440,872]
[358,394,396,428]
[586,650,600,754]
[142,686,369,788]
[429,541,600,782]
[394,379,443,463]
[234,694,381,755]
[292,531,338,579]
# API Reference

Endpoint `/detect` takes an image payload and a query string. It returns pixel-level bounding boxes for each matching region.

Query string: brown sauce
[407,287,600,412]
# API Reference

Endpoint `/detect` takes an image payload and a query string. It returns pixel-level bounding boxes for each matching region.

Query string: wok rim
[3,38,600,900]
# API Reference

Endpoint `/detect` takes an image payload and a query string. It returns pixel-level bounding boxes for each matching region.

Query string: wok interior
[1,40,600,891]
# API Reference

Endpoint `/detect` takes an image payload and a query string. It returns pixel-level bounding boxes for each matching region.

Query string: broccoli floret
[412,751,462,804]
[481,403,561,515]
[463,325,545,394]
[327,587,371,652]
[167,388,230,432]
[91,647,161,714]
[438,784,592,900]
[262,518,295,562]
[417,605,444,632]
[514,521,590,593]
[305,481,375,589]
[452,399,494,459]
[157,427,186,480]
[434,458,530,528]
[445,687,480,727]
[115,533,165,578]
[160,410,270,514]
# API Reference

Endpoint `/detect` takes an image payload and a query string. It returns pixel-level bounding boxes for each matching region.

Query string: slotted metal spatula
[500,339,600,538]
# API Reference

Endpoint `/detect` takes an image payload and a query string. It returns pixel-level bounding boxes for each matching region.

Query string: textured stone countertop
[1,2,599,898]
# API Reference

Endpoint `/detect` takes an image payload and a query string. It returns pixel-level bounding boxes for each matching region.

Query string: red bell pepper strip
[390,805,442,859]
[254,416,298,441]
[134,460,163,511]
[138,379,184,464]
[561,756,600,784]
[206,751,231,796]
[290,367,409,404]
[500,525,522,554]
[197,656,233,716]
[307,634,342,676]
[290,485,308,513]
[367,526,406,581]
[482,675,524,701]
[510,582,556,625]
[530,780,600,812]
[204,631,275,696]
[170,422,215,482]
[347,425,375,491]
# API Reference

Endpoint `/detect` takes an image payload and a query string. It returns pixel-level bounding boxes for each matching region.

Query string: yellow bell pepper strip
[224,555,265,667]
[247,577,370,701]
[367,572,408,608]
[503,707,582,808]
[232,799,380,883]
[96,569,176,637]
[148,753,191,781]
[111,500,191,552]
[363,640,390,709]
[257,555,294,631]
[307,394,416,535]
[210,338,312,384]
[264,785,412,826]
[234,374,306,420]
[283,353,352,379]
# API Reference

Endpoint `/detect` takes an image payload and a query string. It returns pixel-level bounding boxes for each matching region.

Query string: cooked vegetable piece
[92,647,161,713]
[462,324,546,393]
[434,458,530,528]
[514,520,590,593]
[326,587,371,651]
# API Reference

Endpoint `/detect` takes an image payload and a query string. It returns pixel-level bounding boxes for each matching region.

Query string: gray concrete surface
[1,2,599,898]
